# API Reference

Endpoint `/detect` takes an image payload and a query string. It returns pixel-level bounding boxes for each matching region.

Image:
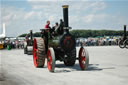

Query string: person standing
[44,21,51,53]
[58,19,64,35]
[44,21,51,32]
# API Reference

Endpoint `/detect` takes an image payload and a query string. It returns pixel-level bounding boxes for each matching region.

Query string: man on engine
[44,20,51,53]
[44,21,51,32]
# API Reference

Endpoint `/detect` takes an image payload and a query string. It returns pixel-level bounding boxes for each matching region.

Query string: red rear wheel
[33,38,45,67]
[79,47,89,70]
[47,48,55,72]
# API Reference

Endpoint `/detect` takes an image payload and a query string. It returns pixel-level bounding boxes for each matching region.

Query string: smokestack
[124,25,126,39]
[62,5,69,27]
[30,30,33,41]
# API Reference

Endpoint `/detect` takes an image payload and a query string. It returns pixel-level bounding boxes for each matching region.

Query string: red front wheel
[79,47,89,70]
[47,48,55,72]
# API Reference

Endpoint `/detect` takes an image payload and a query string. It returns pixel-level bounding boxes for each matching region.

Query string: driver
[44,20,51,53]
[44,21,51,32]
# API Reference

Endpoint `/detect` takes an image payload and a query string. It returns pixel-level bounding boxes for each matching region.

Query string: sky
[0,0,128,37]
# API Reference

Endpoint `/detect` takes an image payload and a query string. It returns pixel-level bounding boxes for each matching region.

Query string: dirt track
[0,46,128,85]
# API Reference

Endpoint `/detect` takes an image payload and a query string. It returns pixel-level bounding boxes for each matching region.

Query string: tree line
[18,30,128,38]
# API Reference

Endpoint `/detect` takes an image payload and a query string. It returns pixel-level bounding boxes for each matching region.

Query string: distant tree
[18,33,27,37]
[18,30,128,38]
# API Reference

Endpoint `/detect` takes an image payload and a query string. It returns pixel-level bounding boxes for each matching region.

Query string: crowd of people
[3,38,24,49]
[76,37,121,46]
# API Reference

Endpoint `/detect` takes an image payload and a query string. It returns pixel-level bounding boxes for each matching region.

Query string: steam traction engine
[119,25,128,49]
[33,5,89,72]
[24,30,33,55]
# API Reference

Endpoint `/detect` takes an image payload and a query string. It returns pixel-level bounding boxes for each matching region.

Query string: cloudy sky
[0,0,128,37]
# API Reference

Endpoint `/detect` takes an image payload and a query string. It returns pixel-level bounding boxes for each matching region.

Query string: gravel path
[0,46,128,85]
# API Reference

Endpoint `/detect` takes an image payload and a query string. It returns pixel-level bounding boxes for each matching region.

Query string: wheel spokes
[79,48,87,70]
[47,50,52,70]
[33,39,38,67]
